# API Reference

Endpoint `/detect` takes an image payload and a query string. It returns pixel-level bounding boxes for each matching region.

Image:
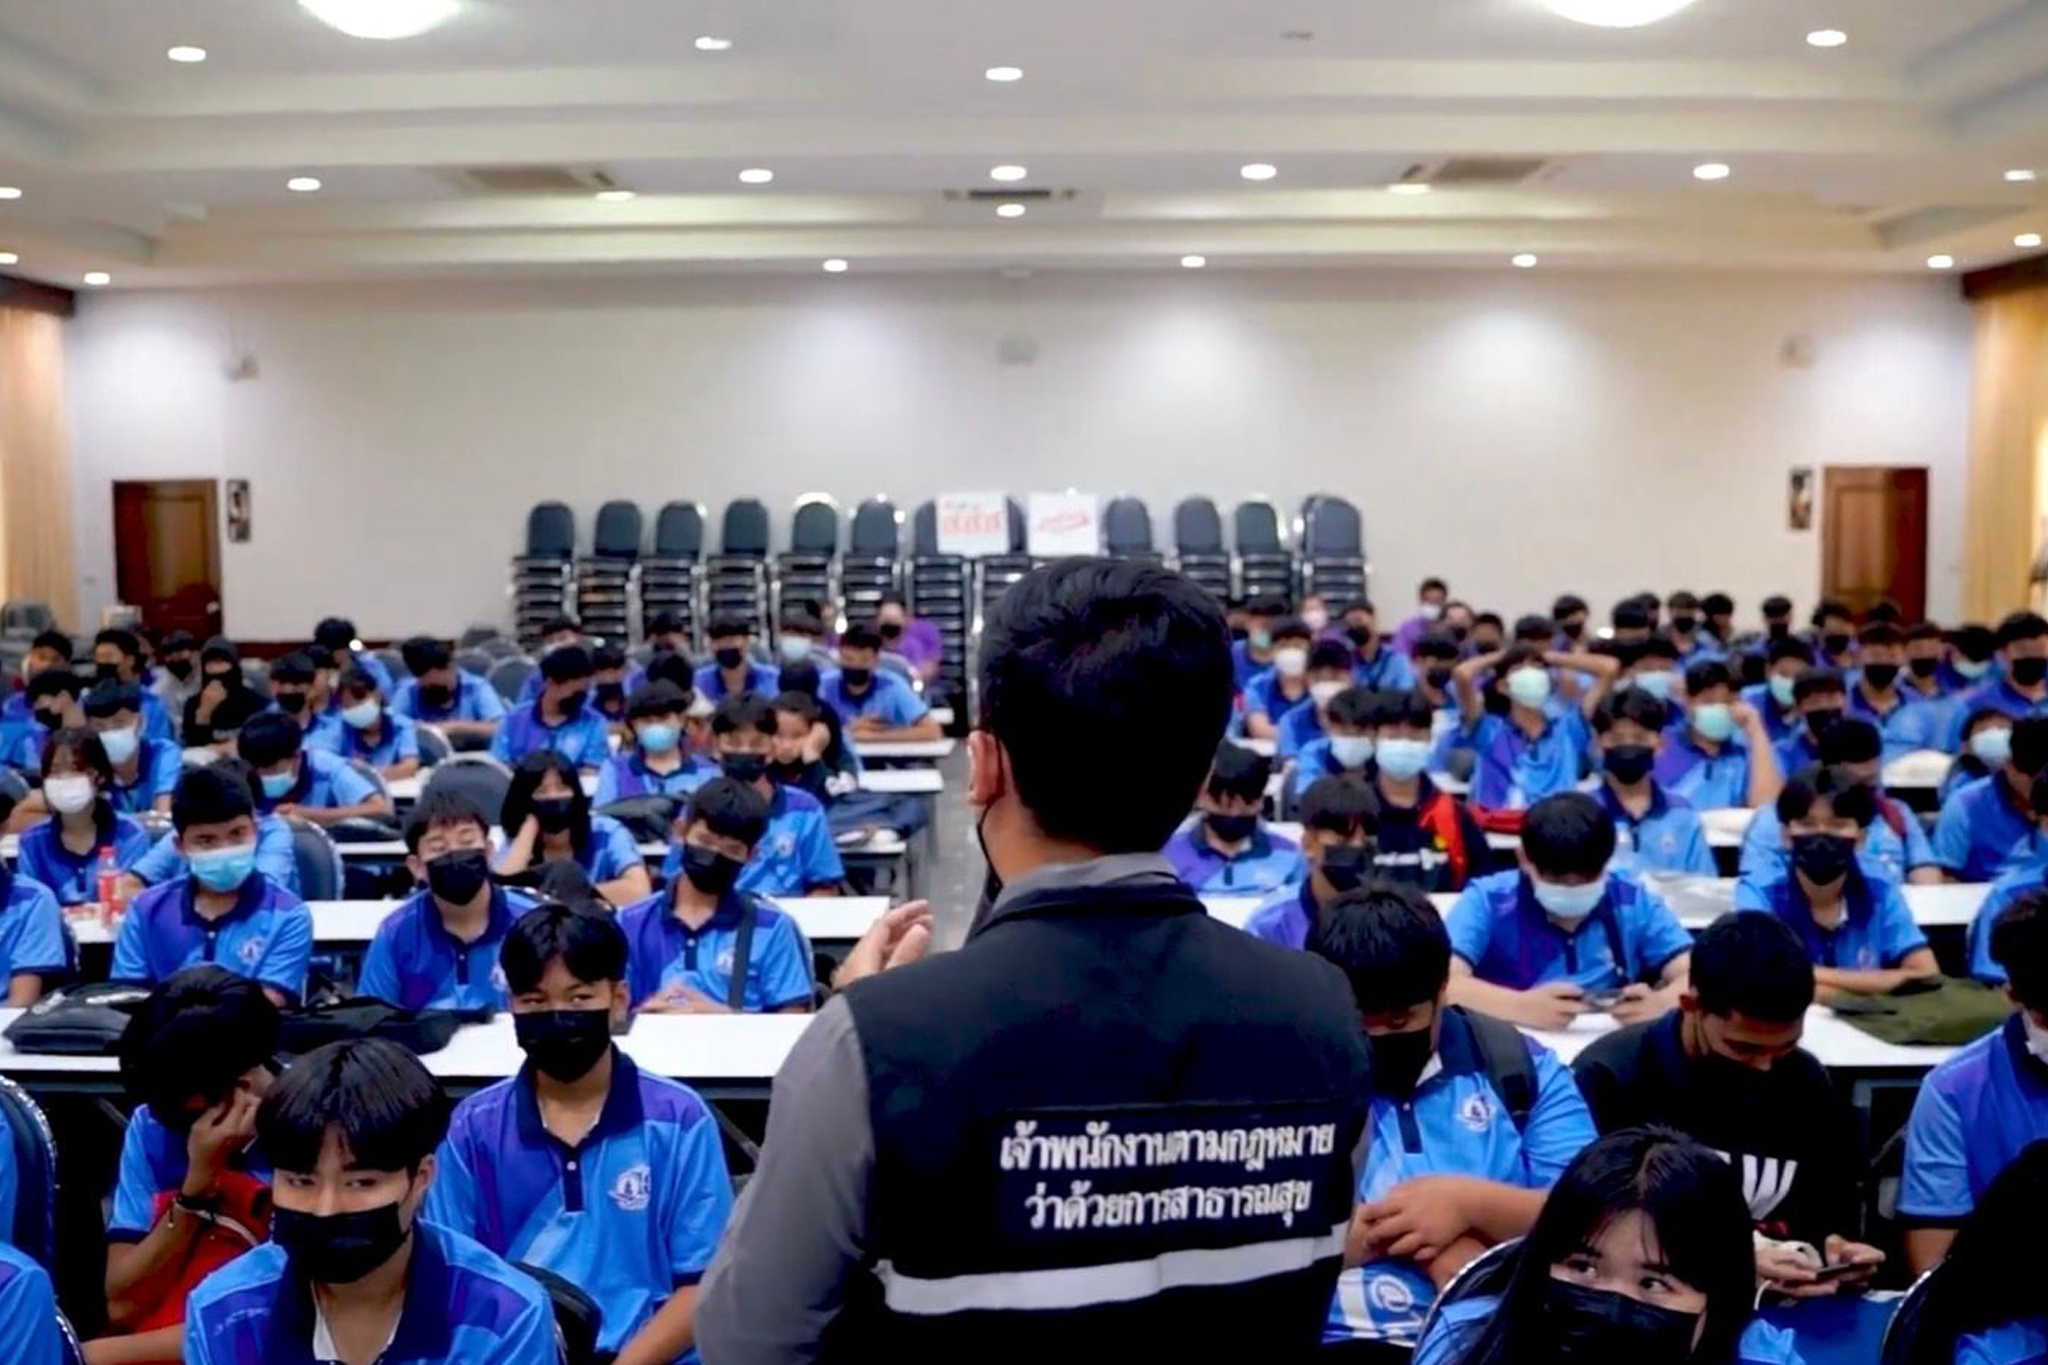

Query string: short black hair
[1767,637,1815,668]
[1859,622,1903,649]
[40,726,111,784]
[1792,667,1846,704]
[1552,594,1588,620]
[95,628,142,661]
[1299,776,1378,839]
[1340,599,1376,619]
[1593,687,1670,736]
[1683,659,1733,695]
[646,611,690,637]
[2015,717,2048,775]
[1611,600,1651,631]
[1775,765,1878,828]
[1247,595,1289,618]
[1307,639,1353,674]
[400,636,452,676]
[500,903,628,994]
[28,630,71,657]
[1522,792,1615,878]
[1418,577,1447,595]
[978,559,1235,853]
[269,650,318,686]
[1634,637,1680,664]
[1371,689,1436,731]
[258,1038,450,1176]
[1511,614,1556,644]
[502,750,589,841]
[644,650,695,693]
[775,659,822,698]
[1997,611,2048,649]
[402,788,491,855]
[627,681,689,721]
[1865,599,1903,625]
[539,644,593,684]
[1760,594,1793,618]
[1414,631,1461,663]
[706,614,754,640]
[1691,914,1814,1022]
[591,642,627,673]
[1951,624,1997,661]
[841,623,884,653]
[1817,718,1882,766]
[212,757,263,809]
[1701,593,1734,618]
[171,765,256,832]
[1812,599,1854,627]
[1473,612,1504,634]
[1993,889,2048,1011]
[238,711,305,768]
[685,776,771,846]
[538,615,580,639]
[772,689,822,725]
[312,617,358,651]
[1206,742,1271,803]
[1666,591,1700,612]
[1269,617,1313,645]
[712,693,777,738]
[1325,686,1377,730]
[119,966,282,1125]
[25,668,82,703]
[336,665,379,699]
[1904,621,1945,645]
[780,610,824,637]
[1309,883,1451,1015]
[83,682,144,720]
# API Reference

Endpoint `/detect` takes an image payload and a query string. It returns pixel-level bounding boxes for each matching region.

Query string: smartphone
[1810,1260,1866,1283]
[1584,989,1627,1011]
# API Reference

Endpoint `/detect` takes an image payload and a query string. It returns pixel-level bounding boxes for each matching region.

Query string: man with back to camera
[697,558,1374,1363]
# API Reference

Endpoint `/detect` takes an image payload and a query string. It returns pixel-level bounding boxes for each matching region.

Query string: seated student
[184,1038,557,1365]
[1700,591,1737,652]
[1654,660,1780,811]
[664,695,842,896]
[641,611,690,657]
[82,682,185,816]
[392,637,506,744]
[1572,914,1886,1297]
[264,650,342,750]
[1355,690,1488,894]
[1551,594,1591,649]
[1901,1140,2048,1365]
[0,1245,59,1365]
[318,665,421,781]
[430,905,736,1363]
[591,641,642,730]
[1313,884,1597,1351]
[593,681,716,805]
[1242,617,1316,740]
[1902,888,2048,1274]
[1952,610,2048,738]
[1847,622,1944,760]
[110,766,312,1008]
[489,643,610,772]
[124,757,300,899]
[494,749,652,907]
[1163,742,1304,896]
[1231,594,1288,690]
[1454,645,1620,816]
[15,726,152,909]
[1388,577,1447,656]
[1410,1127,1805,1365]
[1741,720,1940,885]
[1413,629,1462,719]
[1947,708,2016,804]
[358,791,540,1010]
[622,781,817,1013]
[1621,636,1685,722]
[1947,621,2000,692]
[769,690,859,806]
[93,628,178,741]
[1338,599,1417,692]
[820,623,940,741]
[1934,716,2048,882]
[180,639,268,748]
[238,711,392,828]
[874,590,943,686]
[1772,666,1848,777]
[1444,792,1692,1029]
[1664,591,1722,666]
[1810,599,1858,671]
[1467,612,1508,655]
[1275,639,1358,758]
[153,628,200,712]
[775,609,827,667]
[512,620,593,707]
[645,649,718,760]
[1592,689,1714,876]
[1740,636,1816,749]
[1901,617,1960,710]
[0,796,64,1008]
[1288,685,1378,797]
[1243,777,1376,948]
[0,630,71,750]
[309,614,395,695]
[101,967,280,1359]
[693,615,780,702]
[1968,776,2048,980]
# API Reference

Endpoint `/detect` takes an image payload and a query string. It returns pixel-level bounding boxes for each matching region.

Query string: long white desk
[325,830,909,861]
[381,768,941,803]
[1528,1005,1957,1070]
[857,738,956,761]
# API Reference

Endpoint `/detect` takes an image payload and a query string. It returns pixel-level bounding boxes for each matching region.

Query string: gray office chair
[1414,1237,1521,1351]
[416,724,453,767]
[0,1076,58,1274]
[420,755,513,827]
[286,819,345,900]
[488,656,537,703]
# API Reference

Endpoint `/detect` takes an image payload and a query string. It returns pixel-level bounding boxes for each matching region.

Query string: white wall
[64,268,1973,640]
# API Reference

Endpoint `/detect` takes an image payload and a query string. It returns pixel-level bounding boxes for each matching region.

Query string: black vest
[830,878,1373,1363]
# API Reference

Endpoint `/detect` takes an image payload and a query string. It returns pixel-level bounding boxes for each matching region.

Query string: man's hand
[1518,981,1588,1030]
[832,900,933,992]
[1766,1236,1886,1298]
[1355,1178,1473,1265]
[848,716,887,740]
[641,983,729,1015]
[1730,699,1765,732]
[182,1090,257,1198]
[271,801,300,821]
[1608,983,1676,1026]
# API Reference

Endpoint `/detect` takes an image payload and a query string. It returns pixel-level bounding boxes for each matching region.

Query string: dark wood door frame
[112,479,224,638]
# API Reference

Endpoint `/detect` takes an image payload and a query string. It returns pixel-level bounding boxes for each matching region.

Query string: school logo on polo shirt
[1365,1272,1417,1315]
[1456,1093,1494,1134]
[237,937,266,967]
[490,964,508,995]
[609,1163,652,1213]
[771,833,796,858]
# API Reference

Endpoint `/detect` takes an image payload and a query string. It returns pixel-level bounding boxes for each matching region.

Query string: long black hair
[1451,1127,1758,1365]
[1905,1139,2048,1365]
[502,749,592,858]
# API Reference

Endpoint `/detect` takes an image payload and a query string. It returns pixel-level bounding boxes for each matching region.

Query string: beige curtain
[0,306,75,626]
[1965,288,2048,619]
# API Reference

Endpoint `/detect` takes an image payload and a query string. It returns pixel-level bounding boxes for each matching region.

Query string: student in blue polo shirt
[0,630,71,757]
[103,967,280,1356]
[1231,594,1288,690]
[0,791,65,1007]
[263,650,343,752]
[317,665,421,780]
[1811,599,1859,672]
[1947,622,2000,692]
[92,627,178,742]
[1444,792,1692,1030]
[430,907,735,1364]
[237,711,392,828]
[821,622,939,742]
[491,642,610,772]
[694,615,780,703]
[186,1038,557,1365]
[14,725,152,910]
[0,1246,58,1365]
[1621,636,1685,724]
[1453,644,1619,815]
[668,695,843,896]
[1901,1139,2048,1365]
[86,682,184,815]
[123,758,301,897]
[392,637,506,745]
[5,666,83,773]
[1591,688,1713,876]
[110,765,312,1008]
[310,614,395,696]
[1772,667,1848,777]
[1312,883,1596,1350]
[1951,610,2048,743]
[1733,766,1936,1002]
[1664,591,1723,667]
[494,749,652,907]
[1968,820,2048,981]
[359,790,540,1010]
[1900,619,1961,718]
[1654,660,1779,811]
[1901,887,2048,1274]
[1338,599,1417,693]
[1947,708,2016,803]
[1163,741,1304,896]
[594,681,716,806]
[1846,622,1943,761]
[1740,720,1939,885]
[1278,640,1371,758]
[589,641,639,729]
[622,780,816,1013]
[1241,616,1315,739]
[1740,636,1816,750]
[1243,777,1376,949]
[1288,685,1378,801]
[1934,716,2048,881]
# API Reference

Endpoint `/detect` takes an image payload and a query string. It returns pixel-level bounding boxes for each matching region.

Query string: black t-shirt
[1572,1013,1864,1246]
[1369,778,1490,894]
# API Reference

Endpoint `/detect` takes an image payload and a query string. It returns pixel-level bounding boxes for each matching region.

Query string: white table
[856,768,942,795]
[1884,750,1952,793]
[930,707,955,728]
[1528,1005,1957,1070]
[857,738,956,762]
[385,771,597,803]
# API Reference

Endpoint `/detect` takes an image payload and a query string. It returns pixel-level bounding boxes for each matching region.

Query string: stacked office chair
[842,498,903,623]
[574,500,641,644]
[776,496,840,628]
[1234,499,1295,606]
[1173,496,1233,601]
[908,501,970,720]
[512,502,576,647]
[640,501,705,649]
[1300,494,1368,606]
[976,498,1035,624]
[706,499,771,628]
[1103,496,1162,563]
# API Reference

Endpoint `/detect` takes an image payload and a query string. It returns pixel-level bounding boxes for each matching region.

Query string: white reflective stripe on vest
[874,1223,1349,1315]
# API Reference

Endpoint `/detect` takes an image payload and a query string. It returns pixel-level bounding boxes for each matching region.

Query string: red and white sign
[935,492,1011,557]
[1026,491,1101,558]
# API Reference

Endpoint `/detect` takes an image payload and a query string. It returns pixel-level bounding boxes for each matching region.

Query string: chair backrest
[721,499,771,557]
[372,647,409,683]
[654,501,706,559]
[287,820,344,901]
[1234,499,1284,554]
[849,498,900,558]
[415,724,453,767]
[1103,496,1154,555]
[453,648,493,678]
[1415,1236,1521,1351]
[592,501,643,559]
[1878,1265,1948,1365]
[345,758,390,802]
[1174,497,1225,555]
[487,656,536,702]
[422,756,513,827]
[477,636,524,659]
[514,1260,606,1365]
[457,625,504,648]
[594,795,681,844]
[0,769,28,808]
[525,502,576,559]
[0,1077,58,1273]
[1005,497,1027,553]
[911,501,940,558]
[788,498,839,556]
[1304,494,1363,558]
[0,601,54,637]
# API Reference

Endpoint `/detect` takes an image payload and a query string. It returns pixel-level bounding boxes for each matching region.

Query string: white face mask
[2025,1013,2048,1066]
[43,774,96,816]
[1309,680,1346,707]
[1273,647,1309,680]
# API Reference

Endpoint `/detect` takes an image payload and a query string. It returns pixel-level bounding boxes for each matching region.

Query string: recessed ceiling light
[594,189,636,202]
[2017,233,2044,249]
[989,164,1028,182]
[2007,169,2038,183]
[166,45,208,63]
[299,0,459,41]
[0,187,21,200]
[694,35,731,51]
[1239,162,1278,181]
[822,258,849,273]
[1805,28,1847,48]
[1692,162,1731,181]
[984,66,1023,82]
[1540,0,1699,26]
[1387,182,1431,196]
[737,168,774,185]
[286,176,323,193]
[82,271,111,286]
[0,253,17,266]
[996,203,1026,219]
[1927,254,1956,270]
[1512,253,1539,268]
[1181,255,1208,269]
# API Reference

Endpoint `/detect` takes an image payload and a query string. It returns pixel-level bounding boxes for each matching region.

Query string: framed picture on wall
[226,479,251,542]
[1787,466,1813,531]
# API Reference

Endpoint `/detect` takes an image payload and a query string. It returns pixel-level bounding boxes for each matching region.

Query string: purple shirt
[1391,614,1437,658]
[881,619,943,672]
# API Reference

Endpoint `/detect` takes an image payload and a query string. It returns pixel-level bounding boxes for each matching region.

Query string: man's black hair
[28,630,71,658]
[1473,612,1505,634]
[1951,624,1997,662]
[538,615,580,639]
[1635,637,1680,664]
[1610,600,1652,631]
[172,765,256,832]
[1859,622,1904,649]
[2013,716,2048,775]
[1522,793,1616,879]
[1812,599,1854,628]
[1270,617,1313,645]
[1683,659,1733,696]
[539,644,593,684]
[1761,595,1794,619]
[1207,742,1272,803]
[1864,600,1903,626]
[400,636,452,676]
[1904,622,1945,645]
[1992,889,2048,1012]
[1370,689,1437,731]
[644,650,695,693]
[1666,590,1701,612]
[1998,612,2048,649]
[1325,686,1378,731]
[1593,687,1671,735]
[1309,883,1451,1016]
[772,689,822,725]
[500,902,628,994]
[336,665,379,699]
[1691,914,1815,1023]
[706,615,755,640]
[1766,637,1815,668]
[94,628,142,661]
[83,681,145,720]
[1511,614,1555,644]
[775,659,822,698]
[842,623,884,653]
[258,1038,451,1176]
[646,611,691,638]
[1307,639,1353,674]
[1299,776,1378,839]
[591,642,627,672]
[1817,718,1882,766]
[1792,667,1847,704]
[978,559,1236,853]
[627,681,689,721]
[1339,599,1376,620]
[1552,594,1589,620]
[686,776,771,847]
[1775,765,1878,829]
[1418,577,1448,596]
[238,711,306,768]
[25,668,81,703]
[403,788,491,855]
[1414,631,1461,663]
[712,693,777,738]
[270,650,318,686]
[212,757,264,809]
[312,617,358,652]
[119,966,281,1128]
[1701,593,1734,618]
[780,610,825,638]
[1247,595,1289,619]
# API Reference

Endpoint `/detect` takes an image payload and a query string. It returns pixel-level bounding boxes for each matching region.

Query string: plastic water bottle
[96,846,124,929]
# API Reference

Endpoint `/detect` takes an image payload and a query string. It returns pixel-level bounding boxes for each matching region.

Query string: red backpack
[1417,790,1472,888]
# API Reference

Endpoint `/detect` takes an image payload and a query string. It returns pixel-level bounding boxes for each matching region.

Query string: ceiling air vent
[442,166,625,195]
[1404,158,1556,187]
[944,188,1077,203]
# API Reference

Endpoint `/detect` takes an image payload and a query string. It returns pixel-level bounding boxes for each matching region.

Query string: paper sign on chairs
[1026,492,1101,557]
[935,492,1012,556]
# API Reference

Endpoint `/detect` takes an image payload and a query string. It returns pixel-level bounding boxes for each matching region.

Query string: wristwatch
[170,1189,223,1225]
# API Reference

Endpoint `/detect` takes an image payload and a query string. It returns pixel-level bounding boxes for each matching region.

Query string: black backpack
[1458,1007,1538,1134]
[3,983,153,1055]
[277,998,485,1057]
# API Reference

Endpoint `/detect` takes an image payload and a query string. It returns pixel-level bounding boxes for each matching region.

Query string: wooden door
[112,480,222,637]
[1821,467,1928,621]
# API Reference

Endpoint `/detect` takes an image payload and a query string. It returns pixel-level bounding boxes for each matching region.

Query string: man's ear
[405,854,425,886]
[967,730,1008,809]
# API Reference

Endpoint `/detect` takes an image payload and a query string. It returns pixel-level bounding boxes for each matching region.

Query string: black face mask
[722,753,768,784]
[425,847,491,904]
[31,707,63,731]
[1346,624,1374,648]
[202,669,237,691]
[879,622,904,641]
[682,842,745,895]
[1545,1278,1701,1364]
[1768,621,1791,640]
[1803,707,1842,741]
[594,682,625,712]
[275,691,308,716]
[1822,631,1853,657]
[531,797,577,833]
[1447,625,1470,645]
[514,1006,613,1083]
[1205,811,1259,843]
[165,658,194,681]
[1320,843,1373,893]
[2014,657,2048,688]
[272,1197,412,1285]
[1424,665,1454,691]
[715,646,746,671]
[1603,744,1657,785]
[1559,619,1586,641]
[1670,614,1699,635]
[841,666,873,690]
[420,682,455,709]
[553,689,587,719]
[94,662,120,684]
[1369,1025,1435,1099]
[1791,832,1856,884]
[1908,657,1941,680]
[1862,662,1900,691]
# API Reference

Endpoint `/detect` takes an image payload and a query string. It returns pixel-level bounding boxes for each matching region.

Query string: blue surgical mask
[778,636,814,663]
[1972,726,2014,768]
[188,843,257,893]
[1375,737,1431,780]
[1329,735,1375,769]
[339,699,381,730]
[636,722,680,754]
[1768,674,1798,707]
[1531,873,1607,922]
[1633,671,1677,702]
[1506,667,1552,710]
[1690,702,1734,743]
[1248,629,1273,652]
[1956,658,1992,681]
[261,769,297,800]
[99,725,140,765]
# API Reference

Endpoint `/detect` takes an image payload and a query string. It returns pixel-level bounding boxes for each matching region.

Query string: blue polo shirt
[1653,729,1754,811]
[357,885,540,1010]
[1966,856,2048,984]
[1950,675,2048,746]
[1846,684,1945,761]
[661,785,841,895]
[691,661,780,703]
[618,889,814,1011]
[1958,1321,2048,1365]
[592,751,716,806]
[1351,647,1417,692]
[516,666,647,710]
[1445,869,1692,992]
[1415,1294,1802,1365]
[1230,639,1272,691]
[13,809,152,904]
[1289,739,1371,798]
[428,1053,734,1359]
[1241,667,1310,724]
[1327,1010,1596,1345]
[489,701,611,770]
[1467,710,1591,811]
[1242,879,1323,950]
[313,711,421,770]
[1933,775,2048,881]
[109,1102,274,1242]
[817,671,929,729]
[265,747,379,814]
[130,815,300,893]
[1595,782,1714,876]
[1161,822,1304,896]
[135,689,177,744]
[106,736,184,814]
[1732,862,1927,970]
[1275,699,1328,758]
[1739,798,1935,885]
[1739,682,1802,748]
[393,672,507,726]
[0,1244,59,1365]
[1900,1015,2048,1224]
[1774,728,1825,782]
[0,870,66,987]
[185,1218,557,1365]
[0,691,29,763]
[109,873,312,1002]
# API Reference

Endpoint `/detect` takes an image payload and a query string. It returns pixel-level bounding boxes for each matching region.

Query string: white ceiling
[2,0,2048,287]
